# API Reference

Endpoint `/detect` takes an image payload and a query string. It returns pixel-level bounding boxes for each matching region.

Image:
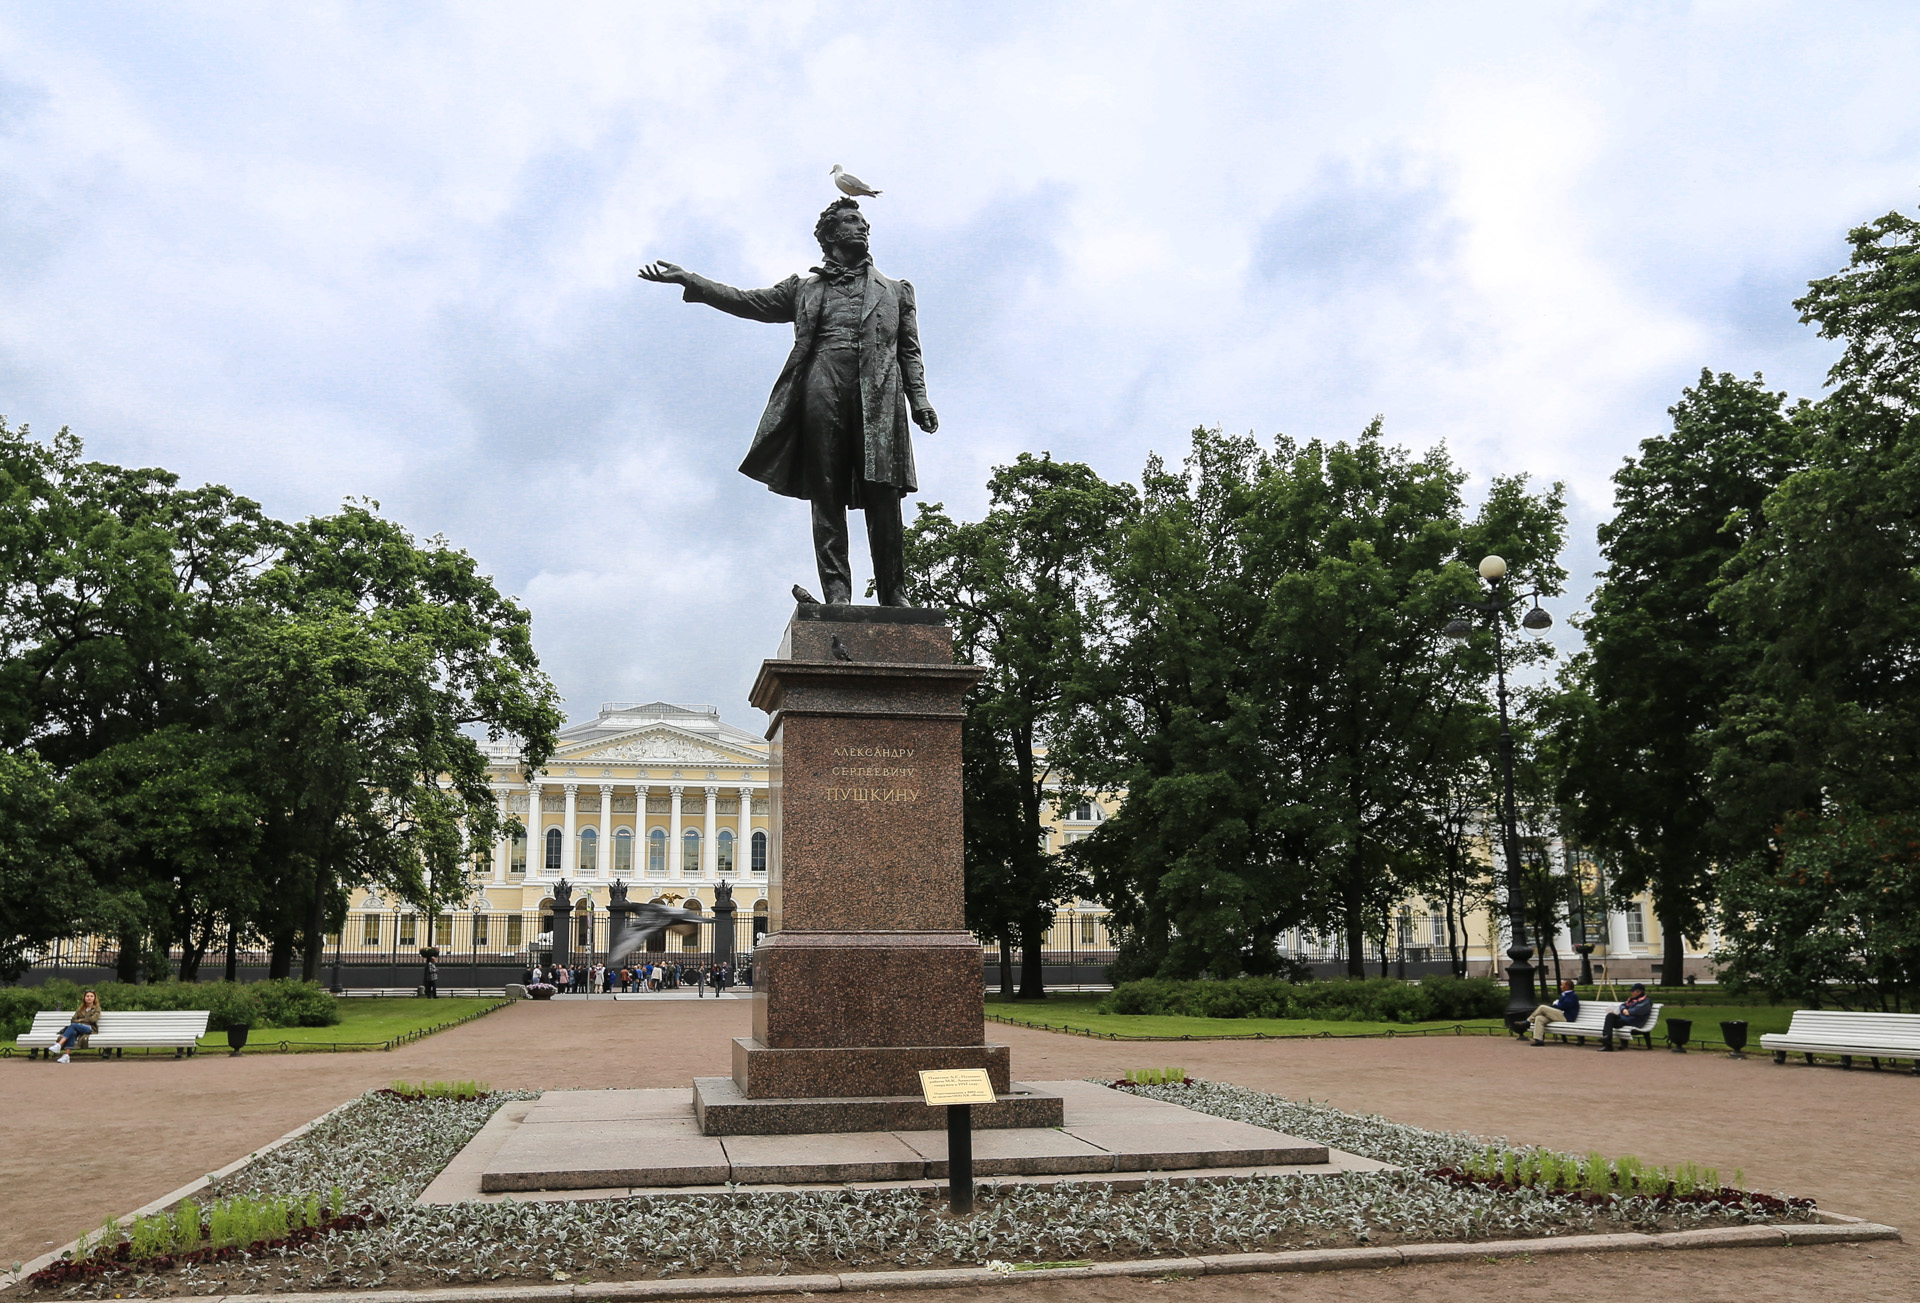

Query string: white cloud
[0,2,1914,724]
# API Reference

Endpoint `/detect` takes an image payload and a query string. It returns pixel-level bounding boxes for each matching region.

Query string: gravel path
[2,998,1911,1299]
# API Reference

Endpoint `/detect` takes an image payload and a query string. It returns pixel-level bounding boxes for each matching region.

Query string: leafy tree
[1706,208,1920,999]
[905,455,1135,998]
[1714,807,1919,1010]
[1551,371,1801,986]
[1063,425,1565,978]
[0,749,93,980]
[224,504,562,981]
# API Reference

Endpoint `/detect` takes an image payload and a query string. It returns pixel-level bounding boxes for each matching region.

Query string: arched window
[576,897,593,946]
[544,826,562,873]
[717,829,735,875]
[752,897,769,940]
[578,826,598,875]
[751,830,767,873]
[680,897,704,950]
[509,831,528,876]
[682,828,701,875]
[647,828,667,876]
[614,827,633,875]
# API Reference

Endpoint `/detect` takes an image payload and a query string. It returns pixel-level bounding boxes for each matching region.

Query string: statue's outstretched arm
[640,262,798,325]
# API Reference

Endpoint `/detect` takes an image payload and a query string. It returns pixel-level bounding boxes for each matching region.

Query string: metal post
[947,1103,974,1214]
[1491,595,1536,1032]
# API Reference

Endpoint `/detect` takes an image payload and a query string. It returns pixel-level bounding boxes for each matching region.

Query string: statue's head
[814,198,869,257]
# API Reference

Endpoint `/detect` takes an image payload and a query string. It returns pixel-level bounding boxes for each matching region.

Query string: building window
[576,902,592,947]
[579,827,598,875]
[614,828,633,875]
[751,830,767,873]
[648,828,667,875]
[399,915,416,946]
[473,914,490,947]
[717,829,735,874]
[1430,912,1447,948]
[1396,906,1414,952]
[510,830,527,875]
[1072,801,1095,822]
[682,829,701,875]
[1626,902,1647,946]
[361,913,380,946]
[544,827,562,873]
[506,915,523,948]
[434,915,453,947]
[1080,915,1096,945]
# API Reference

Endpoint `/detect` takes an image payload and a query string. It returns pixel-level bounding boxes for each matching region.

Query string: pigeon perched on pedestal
[792,584,820,605]
[830,165,881,197]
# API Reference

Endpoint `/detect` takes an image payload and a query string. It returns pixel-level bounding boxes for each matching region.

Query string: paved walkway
[1,1000,1911,1300]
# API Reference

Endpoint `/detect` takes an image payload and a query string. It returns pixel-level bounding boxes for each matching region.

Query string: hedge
[0,978,340,1041]
[1098,975,1506,1023]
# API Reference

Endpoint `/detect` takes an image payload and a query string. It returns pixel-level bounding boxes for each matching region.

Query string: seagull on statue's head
[830,164,882,197]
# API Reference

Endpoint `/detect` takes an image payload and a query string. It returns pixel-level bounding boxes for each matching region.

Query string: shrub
[0,978,339,1035]
[1098,975,1506,1024]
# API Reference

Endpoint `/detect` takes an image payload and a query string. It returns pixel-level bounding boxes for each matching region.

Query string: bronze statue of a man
[640,199,937,606]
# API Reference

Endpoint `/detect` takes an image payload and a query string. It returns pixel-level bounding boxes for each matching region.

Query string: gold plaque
[918,1068,997,1106]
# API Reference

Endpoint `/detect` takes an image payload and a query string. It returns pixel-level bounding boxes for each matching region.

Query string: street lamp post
[1443,554,1553,1035]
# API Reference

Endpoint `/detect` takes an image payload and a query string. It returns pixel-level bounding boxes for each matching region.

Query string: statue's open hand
[912,405,939,433]
[638,261,689,285]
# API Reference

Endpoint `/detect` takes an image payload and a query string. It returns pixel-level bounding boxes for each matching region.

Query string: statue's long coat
[680,268,928,498]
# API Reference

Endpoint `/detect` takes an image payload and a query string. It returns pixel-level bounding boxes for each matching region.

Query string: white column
[635,782,651,875]
[1606,906,1633,957]
[527,778,543,874]
[703,785,719,876]
[562,783,578,876]
[494,788,510,881]
[669,785,684,877]
[597,785,613,877]
[737,784,753,873]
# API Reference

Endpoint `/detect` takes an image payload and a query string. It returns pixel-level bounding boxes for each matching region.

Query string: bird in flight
[831,164,881,197]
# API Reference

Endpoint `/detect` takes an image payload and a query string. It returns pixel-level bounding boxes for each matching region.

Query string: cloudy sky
[2,3,1916,729]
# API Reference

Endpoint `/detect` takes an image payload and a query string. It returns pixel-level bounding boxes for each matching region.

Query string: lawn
[198,997,506,1052]
[984,994,1808,1044]
[985,994,1507,1041]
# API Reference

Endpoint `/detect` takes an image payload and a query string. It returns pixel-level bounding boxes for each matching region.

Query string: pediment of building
[558,723,763,768]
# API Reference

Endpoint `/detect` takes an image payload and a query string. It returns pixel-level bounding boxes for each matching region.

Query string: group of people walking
[521,960,751,995]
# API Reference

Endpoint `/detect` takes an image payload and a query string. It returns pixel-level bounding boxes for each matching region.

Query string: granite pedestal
[694,603,1061,1135]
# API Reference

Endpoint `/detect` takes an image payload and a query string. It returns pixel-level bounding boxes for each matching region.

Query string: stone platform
[456,1079,1342,1195]
[693,1073,1064,1135]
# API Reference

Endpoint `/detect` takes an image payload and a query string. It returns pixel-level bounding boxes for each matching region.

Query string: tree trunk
[301,871,328,983]
[268,929,294,980]
[224,920,239,983]
[998,937,1014,998]
[1658,904,1686,987]
[116,930,143,984]
[1017,911,1047,1000]
[1343,885,1366,979]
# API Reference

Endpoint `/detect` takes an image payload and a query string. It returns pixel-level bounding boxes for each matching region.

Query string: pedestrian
[51,990,102,1064]
[1599,983,1654,1051]
[1527,979,1578,1046]
[423,955,439,999]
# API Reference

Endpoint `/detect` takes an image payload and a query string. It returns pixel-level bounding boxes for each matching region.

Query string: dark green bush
[1098,975,1506,1023]
[0,978,340,1039]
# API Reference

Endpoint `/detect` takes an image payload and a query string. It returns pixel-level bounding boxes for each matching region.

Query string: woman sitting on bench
[1599,984,1652,1051]
[53,990,102,1064]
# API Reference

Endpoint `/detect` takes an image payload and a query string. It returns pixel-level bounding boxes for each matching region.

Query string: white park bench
[1759,1010,1920,1075]
[1543,1000,1665,1050]
[16,1009,211,1059]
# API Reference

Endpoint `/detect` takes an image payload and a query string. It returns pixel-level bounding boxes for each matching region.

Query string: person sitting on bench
[53,990,102,1064]
[1599,983,1653,1051]
[1528,978,1580,1046]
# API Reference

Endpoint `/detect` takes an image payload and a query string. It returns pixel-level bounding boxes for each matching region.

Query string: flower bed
[5,1082,1817,1299]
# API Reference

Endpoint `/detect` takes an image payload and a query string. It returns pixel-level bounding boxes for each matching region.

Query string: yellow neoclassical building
[342,701,775,964]
[335,700,1699,984]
